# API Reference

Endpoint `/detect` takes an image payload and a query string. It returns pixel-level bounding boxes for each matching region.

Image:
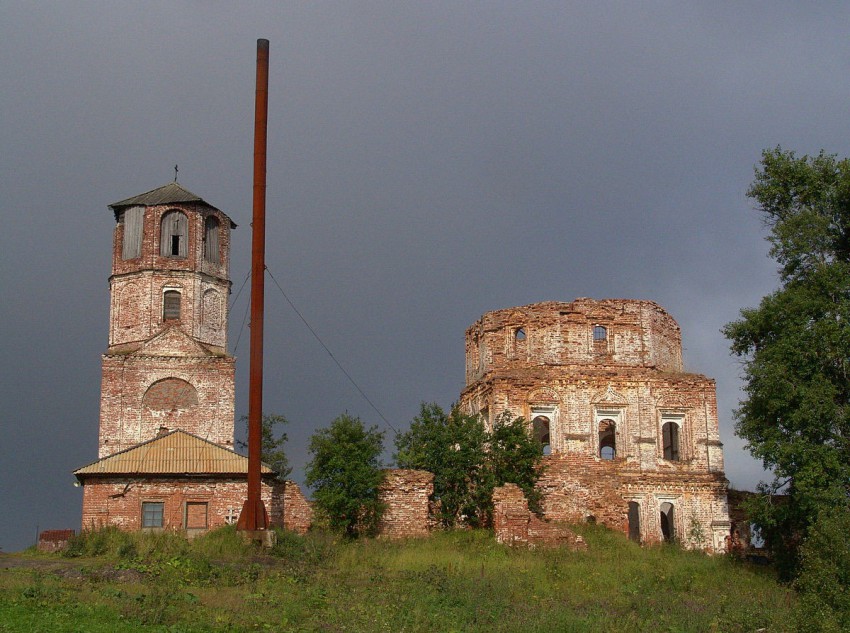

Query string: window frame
[660,414,684,461]
[203,215,220,264]
[141,501,165,530]
[594,408,623,460]
[162,289,181,321]
[592,324,609,354]
[184,501,209,531]
[160,210,188,258]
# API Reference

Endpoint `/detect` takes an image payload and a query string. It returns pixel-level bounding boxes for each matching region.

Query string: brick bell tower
[98,182,237,457]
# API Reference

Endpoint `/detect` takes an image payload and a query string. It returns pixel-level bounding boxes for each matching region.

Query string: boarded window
[203,216,220,264]
[160,210,188,258]
[628,501,641,543]
[599,419,616,459]
[532,415,551,455]
[142,501,164,528]
[185,502,208,530]
[660,502,675,542]
[662,421,680,461]
[163,290,181,320]
[121,206,144,260]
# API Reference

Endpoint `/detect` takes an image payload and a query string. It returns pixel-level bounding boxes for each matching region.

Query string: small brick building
[459,299,731,552]
[73,183,316,534]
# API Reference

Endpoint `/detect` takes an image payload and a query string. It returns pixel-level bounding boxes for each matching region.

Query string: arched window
[532,415,551,455]
[160,210,188,258]
[593,325,608,353]
[662,421,680,461]
[203,216,220,264]
[163,290,181,320]
[599,419,616,460]
[660,502,675,543]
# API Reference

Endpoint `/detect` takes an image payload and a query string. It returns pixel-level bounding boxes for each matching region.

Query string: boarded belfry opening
[460,299,731,552]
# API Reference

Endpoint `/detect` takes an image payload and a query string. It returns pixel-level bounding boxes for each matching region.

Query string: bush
[794,504,850,632]
[306,413,386,538]
[395,405,544,527]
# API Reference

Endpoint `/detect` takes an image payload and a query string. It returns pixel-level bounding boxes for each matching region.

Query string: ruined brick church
[73,182,730,551]
[460,300,731,552]
[73,183,311,533]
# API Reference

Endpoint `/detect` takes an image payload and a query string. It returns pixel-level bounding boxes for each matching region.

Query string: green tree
[305,413,385,538]
[794,503,850,632]
[723,147,850,578]
[236,413,291,479]
[394,404,544,527]
[486,413,545,516]
[394,403,489,527]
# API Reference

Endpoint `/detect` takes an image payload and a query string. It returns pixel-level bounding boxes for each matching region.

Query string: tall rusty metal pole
[237,38,270,533]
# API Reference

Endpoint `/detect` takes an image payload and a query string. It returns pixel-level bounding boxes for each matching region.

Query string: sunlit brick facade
[460,299,731,552]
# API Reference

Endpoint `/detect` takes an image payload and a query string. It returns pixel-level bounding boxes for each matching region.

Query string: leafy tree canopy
[723,147,850,578]
[394,403,489,527]
[394,404,544,527]
[487,412,545,516]
[236,413,291,480]
[305,413,385,538]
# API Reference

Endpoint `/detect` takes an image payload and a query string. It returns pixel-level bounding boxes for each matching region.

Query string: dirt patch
[0,553,143,583]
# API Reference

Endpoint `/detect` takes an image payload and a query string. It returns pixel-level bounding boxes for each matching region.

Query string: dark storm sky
[3,2,849,551]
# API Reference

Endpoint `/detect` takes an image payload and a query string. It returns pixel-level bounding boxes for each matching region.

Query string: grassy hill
[0,525,795,632]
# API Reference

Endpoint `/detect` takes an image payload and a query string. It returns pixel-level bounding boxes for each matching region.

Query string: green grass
[0,525,796,632]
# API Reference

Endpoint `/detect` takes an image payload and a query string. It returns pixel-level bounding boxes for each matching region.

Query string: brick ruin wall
[464,299,685,386]
[37,530,76,553]
[464,372,725,473]
[281,480,314,535]
[493,483,586,549]
[538,455,730,551]
[377,469,435,538]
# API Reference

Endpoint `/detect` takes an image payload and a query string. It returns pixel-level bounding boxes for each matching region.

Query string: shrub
[306,413,386,538]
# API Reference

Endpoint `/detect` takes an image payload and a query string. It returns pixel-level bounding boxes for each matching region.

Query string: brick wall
[537,454,730,551]
[37,529,75,553]
[98,354,235,456]
[78,475,434,540]
[493,483,585,549]
[464,299,684,386]
[281,481,314,535]
[377,469,434,538]
[459,299,731,553]
[80,477,283,532]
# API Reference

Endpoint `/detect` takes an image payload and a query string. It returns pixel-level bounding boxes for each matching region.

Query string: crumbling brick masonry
[460,299,731,552]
